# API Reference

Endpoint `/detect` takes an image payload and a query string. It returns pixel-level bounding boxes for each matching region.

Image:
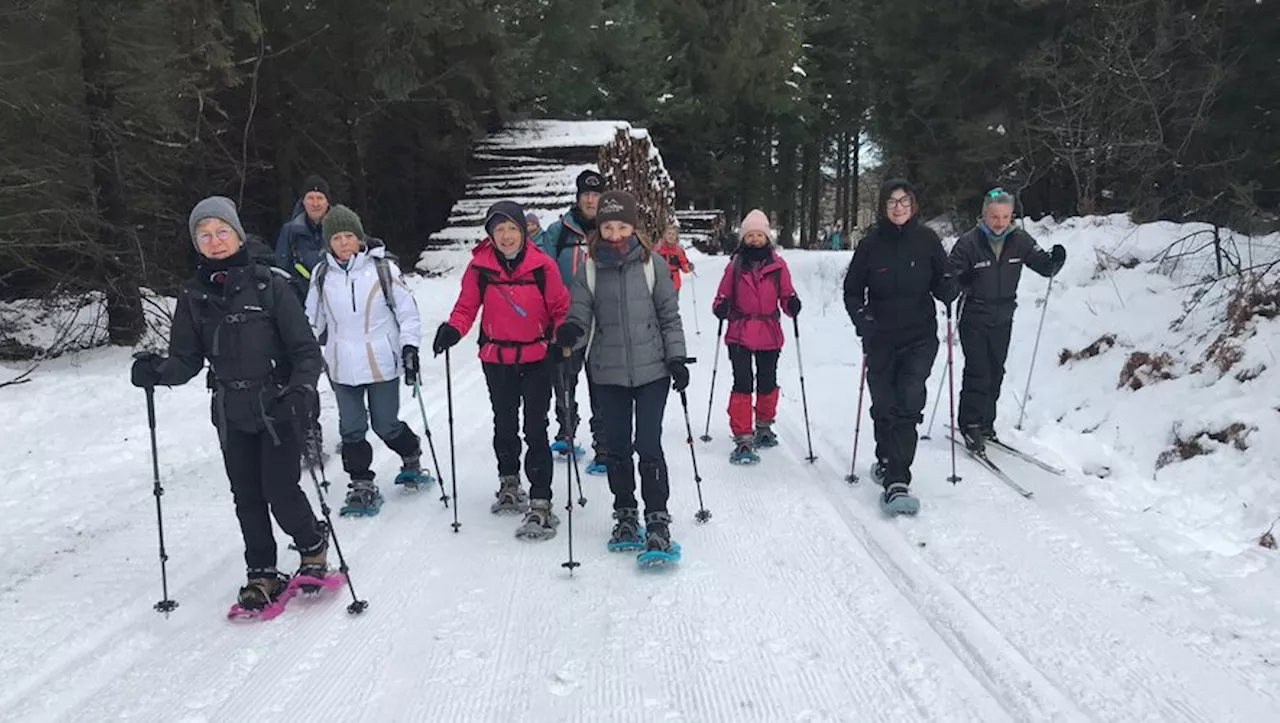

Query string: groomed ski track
[1,251,1278,721]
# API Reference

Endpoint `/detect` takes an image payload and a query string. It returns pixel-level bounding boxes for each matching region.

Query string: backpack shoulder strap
[584,257,596,294]
[643,256,656,293]
[253,265,276,315]
[374,257,396,314]
[533,266,547,297]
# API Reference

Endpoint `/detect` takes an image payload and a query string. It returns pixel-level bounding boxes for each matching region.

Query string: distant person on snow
[654,221,693,292]
[304,205,426,517]
[525,212,543,243]
[844,179,958,516]
[539,169,609,473]
[711,209,800,466]
[556,190,688,560]
[275,175,331,298]
[130,196,329,612]
[434,200,570,540]
[948,188,1065,453]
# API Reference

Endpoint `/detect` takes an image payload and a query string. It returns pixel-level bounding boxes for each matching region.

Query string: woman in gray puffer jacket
[555,190,689,560]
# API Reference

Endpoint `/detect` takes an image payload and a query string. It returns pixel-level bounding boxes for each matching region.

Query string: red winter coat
[446,240,569,364]
[655,242,692,292]
[713,249,798,351]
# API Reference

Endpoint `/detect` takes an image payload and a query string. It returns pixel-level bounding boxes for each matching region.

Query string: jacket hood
[877,178,918,224]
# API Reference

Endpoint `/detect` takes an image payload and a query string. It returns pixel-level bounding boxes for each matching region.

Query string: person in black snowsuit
[130,196,329,611]
[844,179,958,512]
[948,188,1065,451]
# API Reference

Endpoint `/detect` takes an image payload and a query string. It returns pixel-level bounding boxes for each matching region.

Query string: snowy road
[2,247,1278,722]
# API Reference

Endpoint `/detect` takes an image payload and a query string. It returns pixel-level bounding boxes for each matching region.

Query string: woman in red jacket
[654,221,693,292]
[712,209,800,465]
[431,201,570,541]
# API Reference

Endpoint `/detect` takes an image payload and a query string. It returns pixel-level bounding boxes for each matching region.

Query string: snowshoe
[490,475,530,514]
[514,499,560,541]
[606,508,646,552]
[870,460,887,486]
[394,457,435,490]
[729,437,761,466]
[585,455,608,476]
[753,423,779,449]
[228,569,293,620]
[551,440,586,458]
[340,480,384,517]
[879,481,920,517]
[637,511,680,567]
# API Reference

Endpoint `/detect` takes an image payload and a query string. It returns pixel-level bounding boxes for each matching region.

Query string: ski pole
[559,357,583,573]
[560,356,586,508]
[678,386,712,523]
[945,305,961,484]
[305,456,369,615]
[412,378,450,508]
[845,354,867,484]
[699,318,725,442]
[689,273,702,336]
[445,349,460,532]
[921,371,946,441]
[140,382,178,615]
[791,316,817,463]
[1015,275,1055,431]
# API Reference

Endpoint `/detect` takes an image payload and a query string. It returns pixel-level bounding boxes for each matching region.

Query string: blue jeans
[596,378,671,512]
[331,379,420,481]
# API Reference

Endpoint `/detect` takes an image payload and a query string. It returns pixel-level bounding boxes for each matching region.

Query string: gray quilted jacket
[567,239,687,388]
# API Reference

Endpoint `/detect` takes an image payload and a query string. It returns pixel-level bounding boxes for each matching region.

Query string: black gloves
[1050,244,1066,274]
[554,324,584,349]
[130,353,164,388]
[432,323,461,356]
[668,359,690,392]
[712,299,730,320]
[402,345,420,386]
[784,296,802,317]
[273,384,316,422]
[851,308,877,339]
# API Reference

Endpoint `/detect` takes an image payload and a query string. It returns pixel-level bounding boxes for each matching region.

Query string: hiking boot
[295,523,329,581]
[753,421,778,449]
[490,474,529,514]
[237,568,289,611]
[871,459,888,485]
[643,511,674,554]
[340,479,384,516]
[515,498,560,540]
[961,425,986,453]
[607,507,645,551]
[729,436,760,465]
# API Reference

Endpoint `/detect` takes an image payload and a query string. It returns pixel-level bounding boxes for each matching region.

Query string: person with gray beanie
[130,195,331,613]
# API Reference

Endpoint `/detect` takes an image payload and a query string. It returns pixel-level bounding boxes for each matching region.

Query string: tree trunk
[849,131,860,231]
[78,0,143,345]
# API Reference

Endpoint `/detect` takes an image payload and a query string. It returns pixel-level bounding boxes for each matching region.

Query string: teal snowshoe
[393,456,435,490]
[879,481,920,516]
[585,455,608,476]
[729,437,761,466]
[339,480,384,517]
[636,511,681,567]
[753,422,778,449]
[606,508,646,552]
[551,439,586,458]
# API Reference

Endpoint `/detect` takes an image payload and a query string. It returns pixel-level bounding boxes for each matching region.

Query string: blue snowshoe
[753,422,778,449]
[879,481,920,516]
[585,455,608,476]
[636,512,681,567]
[393,457,435,490]
[606,508,646,552]
[729,437,761,466]
[551,440,586,458]
[339,480,384,517]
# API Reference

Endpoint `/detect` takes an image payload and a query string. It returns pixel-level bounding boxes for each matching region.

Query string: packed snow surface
[2,215,1278,721]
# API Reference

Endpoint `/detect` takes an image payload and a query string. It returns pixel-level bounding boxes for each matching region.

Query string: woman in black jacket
[130,196,329,611]
[843,180,958,515]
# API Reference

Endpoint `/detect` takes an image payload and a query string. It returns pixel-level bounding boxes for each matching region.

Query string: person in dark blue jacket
[275,175,331,299]
[843,179,958,516]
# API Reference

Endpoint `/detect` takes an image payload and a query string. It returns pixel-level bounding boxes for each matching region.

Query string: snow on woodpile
[425,120,675,252]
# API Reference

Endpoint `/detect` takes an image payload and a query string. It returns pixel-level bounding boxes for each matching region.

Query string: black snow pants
[483,360,554,501]
[957,319,1013,432]
[221,423,324,571]
[865,333,940,486]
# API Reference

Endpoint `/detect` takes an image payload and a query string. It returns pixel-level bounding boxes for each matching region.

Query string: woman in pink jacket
[711,209,801,465]
[431,201,570,540]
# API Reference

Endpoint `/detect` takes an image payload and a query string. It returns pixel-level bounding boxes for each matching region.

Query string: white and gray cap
[187,196,247,248]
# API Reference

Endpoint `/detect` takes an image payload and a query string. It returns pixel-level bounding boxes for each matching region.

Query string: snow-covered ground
[2,216,1279,721]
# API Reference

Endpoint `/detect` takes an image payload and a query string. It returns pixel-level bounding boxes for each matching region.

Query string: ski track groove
[790,412,1279,722]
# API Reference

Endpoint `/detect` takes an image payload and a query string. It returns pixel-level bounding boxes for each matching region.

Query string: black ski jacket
[844,216,958,347]
[948,226,1060,326]
[155,241,323,436]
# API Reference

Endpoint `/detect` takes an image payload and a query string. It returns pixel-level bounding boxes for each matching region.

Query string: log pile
[597,128,675,239]
[674,209,727,255]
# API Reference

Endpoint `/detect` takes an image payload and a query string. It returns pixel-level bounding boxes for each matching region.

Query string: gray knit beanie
[188,196,247,249]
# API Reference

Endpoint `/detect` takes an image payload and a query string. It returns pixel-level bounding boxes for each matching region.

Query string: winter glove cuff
[712,299,730,320]
[432,323,462,356]
[554,323,584,349]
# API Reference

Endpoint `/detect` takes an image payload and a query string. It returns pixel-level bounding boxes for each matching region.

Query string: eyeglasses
[196,227,235,245]
[885,196,913,209]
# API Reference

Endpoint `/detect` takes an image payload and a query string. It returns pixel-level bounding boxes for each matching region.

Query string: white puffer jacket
[305,246,421,387]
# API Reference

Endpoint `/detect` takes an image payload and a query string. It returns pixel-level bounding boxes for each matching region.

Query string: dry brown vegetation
[1060,333,1118,365]
[1118,351,1178,390]
[1155,422,1252,469]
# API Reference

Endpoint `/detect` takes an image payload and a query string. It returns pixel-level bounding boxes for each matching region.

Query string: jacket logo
[244,305,264,311]
[974,260,992,269]
[599,198,625,215]
[875,267,889,273]
[1008,257,1022,264]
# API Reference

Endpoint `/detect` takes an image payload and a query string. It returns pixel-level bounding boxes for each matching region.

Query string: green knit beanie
[322,204,366,247]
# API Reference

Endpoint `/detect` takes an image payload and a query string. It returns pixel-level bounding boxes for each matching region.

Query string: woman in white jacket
[305,205,426,516]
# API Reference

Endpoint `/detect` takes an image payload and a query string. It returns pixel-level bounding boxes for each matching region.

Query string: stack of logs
[597,128,676,239]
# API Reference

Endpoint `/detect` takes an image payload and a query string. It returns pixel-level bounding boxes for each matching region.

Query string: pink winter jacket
[446,240,569,364]
[713,248,798,351]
